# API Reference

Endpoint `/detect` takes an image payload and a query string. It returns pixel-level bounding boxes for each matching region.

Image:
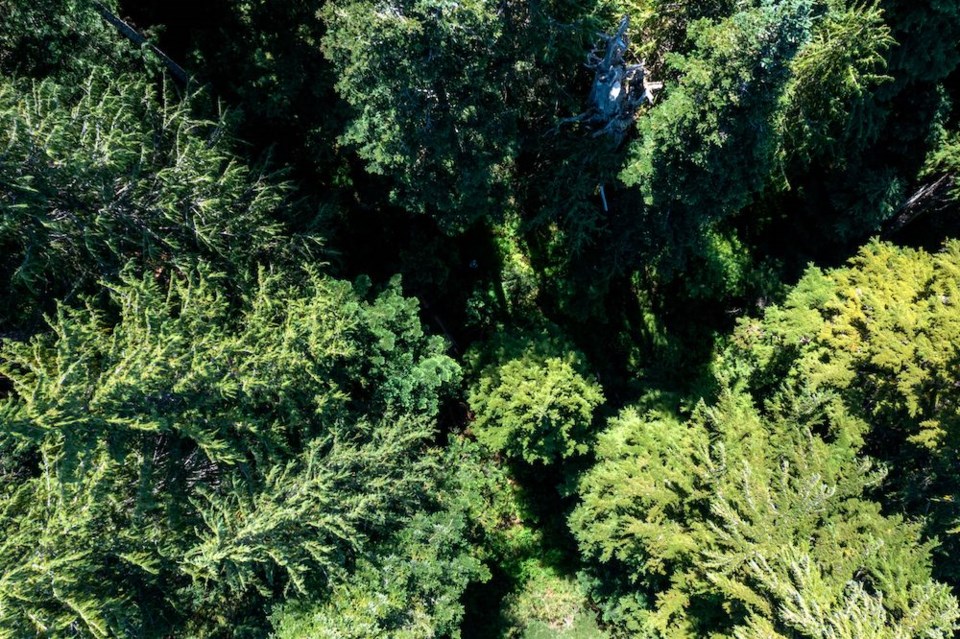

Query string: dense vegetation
[1,0,959,636]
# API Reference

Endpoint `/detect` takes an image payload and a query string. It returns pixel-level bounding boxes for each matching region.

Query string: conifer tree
[0,71,301,326]
[571,391,960,637]
[722,239,960,584]
[0,266,460,636]
[269,439,501,639]
[0,0,129,80]
[619,0,812,277]
[778,2,895,169]
[320,0,517,232]
[466,331,604,465]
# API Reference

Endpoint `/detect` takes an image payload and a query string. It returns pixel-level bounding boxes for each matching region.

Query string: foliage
[269,439,497,639]
[880,0,960,89]
[571,391,960,637]
[0,0,132,80]
[778,1,895,168]
[620,0,812,277]
[0,71,302,325]
[467,332,604,465]
[923,127,960,200]
[321,0,518,232]
[499,562,608,639]
[722,239,960,582]
[0,267,459,636]
[752,0,960,251]
[126,0,346,187]
[601,0,737,64]
[4,1,960,637]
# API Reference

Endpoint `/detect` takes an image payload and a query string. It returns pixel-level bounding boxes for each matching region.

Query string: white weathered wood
[561,16,660,143]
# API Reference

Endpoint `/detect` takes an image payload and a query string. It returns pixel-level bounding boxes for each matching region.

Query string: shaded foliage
[0,71,305,326]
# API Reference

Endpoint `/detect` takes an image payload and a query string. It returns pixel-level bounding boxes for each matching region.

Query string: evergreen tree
[320,0,518,232]
[721,239,960,584]
[269,439,500,639]
[121,0,345,183]
[0,0,131,80]
[619,0,812,277]
[571,391,960,637]
[778,2,895,170]
[0,71,302,326]
[752,0,960,251]
[3,1,960,637]
[0,266,460,636]
[469,354,604,466]
[466,331,604,465]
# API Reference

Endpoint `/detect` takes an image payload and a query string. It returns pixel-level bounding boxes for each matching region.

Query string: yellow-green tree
[571,391,960,637]
[0,267,461,637]
[467,333,604,465]
[722,239,960,584]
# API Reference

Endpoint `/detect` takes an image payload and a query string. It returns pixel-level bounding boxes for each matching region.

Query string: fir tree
[0,71,303,326]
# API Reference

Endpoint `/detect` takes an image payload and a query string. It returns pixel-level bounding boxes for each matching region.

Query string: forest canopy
[1,0,959,637]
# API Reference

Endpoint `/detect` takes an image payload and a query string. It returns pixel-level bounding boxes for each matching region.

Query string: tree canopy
[2,0,960,636]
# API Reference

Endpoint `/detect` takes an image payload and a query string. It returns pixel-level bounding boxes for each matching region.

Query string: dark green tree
[120,0,346,184]
[0,71,302,326]
[619,0,812,278]
[0,0,131,80]
[778,2,895,170]
[321,0,518,232]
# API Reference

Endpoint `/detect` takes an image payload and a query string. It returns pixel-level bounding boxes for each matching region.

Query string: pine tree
[778,2,895,169]
[269,439,499,639]
[320,0,518,232]
[466,331,604,465]
[0,0,131,80]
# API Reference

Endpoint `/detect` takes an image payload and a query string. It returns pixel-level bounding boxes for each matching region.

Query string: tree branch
[883,173,955,236]
[92,2,189,85]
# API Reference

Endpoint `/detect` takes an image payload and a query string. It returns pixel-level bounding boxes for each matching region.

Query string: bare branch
[92,2,189,85]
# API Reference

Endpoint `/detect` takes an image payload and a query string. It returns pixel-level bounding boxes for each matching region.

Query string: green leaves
[468,338,604,465]
[269,440,496,639]
[1,2,960,637]
[0,0,131,81]
[620,0,812,277]
[0,266,461,636]
[779,2,895,167]
[0,72,298,325]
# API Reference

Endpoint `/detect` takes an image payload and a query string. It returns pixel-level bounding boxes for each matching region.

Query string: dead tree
[560,15,662,143]
[883,173,956,237]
